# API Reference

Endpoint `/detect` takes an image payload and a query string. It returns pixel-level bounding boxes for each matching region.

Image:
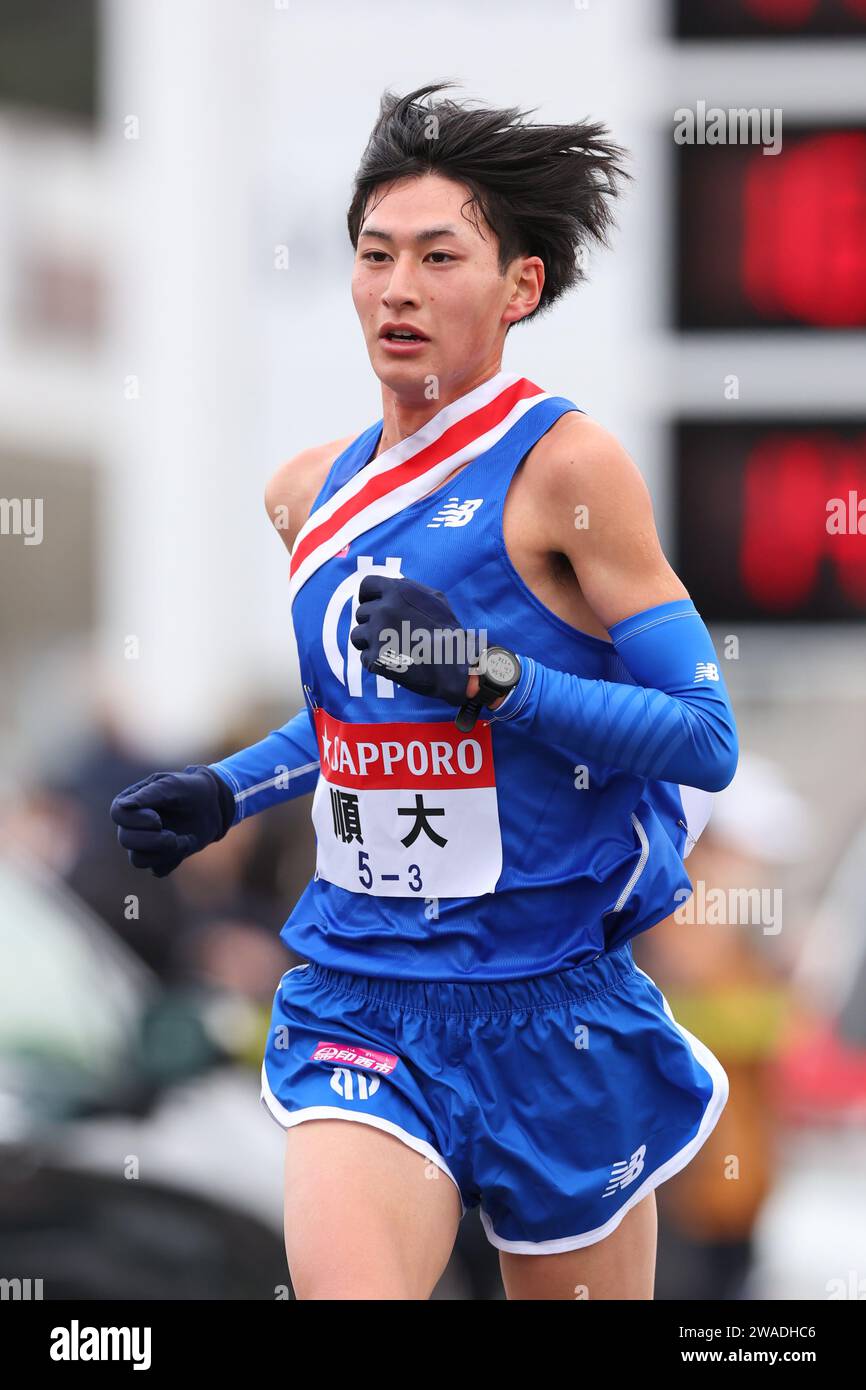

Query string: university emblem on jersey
[321,554,405,699]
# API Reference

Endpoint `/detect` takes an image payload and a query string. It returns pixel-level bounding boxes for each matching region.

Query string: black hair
[346,81,632,327]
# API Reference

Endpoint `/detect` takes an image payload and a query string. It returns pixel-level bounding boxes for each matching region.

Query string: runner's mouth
[379,324,430,343]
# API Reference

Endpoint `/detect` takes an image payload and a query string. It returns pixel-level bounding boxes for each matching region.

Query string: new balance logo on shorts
[602,1144,647,1197]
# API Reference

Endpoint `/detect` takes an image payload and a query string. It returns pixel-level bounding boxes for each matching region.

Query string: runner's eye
[426,252,455,263]
[361,251,390,263]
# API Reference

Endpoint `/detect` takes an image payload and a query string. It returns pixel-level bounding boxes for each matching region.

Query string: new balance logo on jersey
[426,497,484,528]
[602,1144,646,1197]
[694,661,719,682]
[329,1067,381,1101]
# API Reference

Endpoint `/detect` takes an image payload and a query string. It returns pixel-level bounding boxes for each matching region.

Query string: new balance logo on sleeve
[694,661,719,682]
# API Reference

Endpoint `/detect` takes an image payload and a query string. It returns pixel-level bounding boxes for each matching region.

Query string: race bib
[310,707,503,898]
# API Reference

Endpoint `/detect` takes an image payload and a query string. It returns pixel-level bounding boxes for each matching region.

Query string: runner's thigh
[283,1117,461,1299]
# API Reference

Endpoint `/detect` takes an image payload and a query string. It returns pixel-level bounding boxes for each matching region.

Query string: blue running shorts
[261,942,729,1253]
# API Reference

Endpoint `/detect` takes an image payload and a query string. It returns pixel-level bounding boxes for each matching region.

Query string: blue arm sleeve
[208,707,320,827]
[487,599,738,793]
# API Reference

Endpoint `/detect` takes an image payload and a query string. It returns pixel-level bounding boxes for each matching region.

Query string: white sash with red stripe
[289,371,550,606]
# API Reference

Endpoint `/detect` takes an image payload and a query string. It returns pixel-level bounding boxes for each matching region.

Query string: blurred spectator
[0,706,318,1011]
[1,713,188,980]
[633,755,812,1300]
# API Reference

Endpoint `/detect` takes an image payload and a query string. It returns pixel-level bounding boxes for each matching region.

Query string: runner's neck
[373,367,508,461]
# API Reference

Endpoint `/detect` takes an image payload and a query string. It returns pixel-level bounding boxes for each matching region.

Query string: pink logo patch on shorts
[310,1040,399,1075]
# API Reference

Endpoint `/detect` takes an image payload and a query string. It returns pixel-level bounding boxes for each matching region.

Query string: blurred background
[0,0,864,1300]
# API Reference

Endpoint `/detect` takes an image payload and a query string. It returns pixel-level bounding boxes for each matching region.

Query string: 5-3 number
[358,850,373,889]
[356,850,424,892]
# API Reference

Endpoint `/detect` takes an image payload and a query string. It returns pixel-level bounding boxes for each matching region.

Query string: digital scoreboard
[675,0,866,39]
[670,3,865,629]
[676,127,866,329]
[675,421,866,621]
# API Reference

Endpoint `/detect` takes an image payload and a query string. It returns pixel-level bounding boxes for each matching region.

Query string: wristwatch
[455,646,522,732]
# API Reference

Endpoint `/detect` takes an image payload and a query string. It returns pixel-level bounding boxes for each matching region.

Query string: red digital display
[677,128,866,328]
[676,0,866,37]
[675,422,866,621]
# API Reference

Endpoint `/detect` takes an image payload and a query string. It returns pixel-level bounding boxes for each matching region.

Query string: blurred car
[0,852,490,1299]
[0,849,292,1297]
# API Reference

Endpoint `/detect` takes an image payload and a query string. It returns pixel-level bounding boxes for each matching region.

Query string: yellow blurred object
[664,984,791,1061]
[239,1001,273,1070]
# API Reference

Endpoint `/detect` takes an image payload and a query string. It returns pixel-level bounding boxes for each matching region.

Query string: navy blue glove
[110,765,236,878]
[349,574,473,706]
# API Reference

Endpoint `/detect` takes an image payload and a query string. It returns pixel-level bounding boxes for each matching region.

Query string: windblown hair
[346,81,632,327]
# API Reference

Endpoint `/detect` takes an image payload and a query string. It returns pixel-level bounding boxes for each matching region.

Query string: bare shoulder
[526,408,688,621]
[265,434,356,552]
[528,410,654,524]
[520,409,662,561]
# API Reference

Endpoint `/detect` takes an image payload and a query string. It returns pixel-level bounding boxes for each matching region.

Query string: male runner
[111,83,738,1300]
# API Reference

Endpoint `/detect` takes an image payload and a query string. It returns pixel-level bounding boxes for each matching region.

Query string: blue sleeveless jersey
[282,393,696,980]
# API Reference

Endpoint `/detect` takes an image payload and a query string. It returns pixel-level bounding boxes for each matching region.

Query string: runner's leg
[283,1118,462,1299]
[498,1190,657,1301]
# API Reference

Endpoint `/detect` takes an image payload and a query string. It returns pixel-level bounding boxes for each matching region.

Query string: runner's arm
[209,709,320,827]
[484,416,737,792]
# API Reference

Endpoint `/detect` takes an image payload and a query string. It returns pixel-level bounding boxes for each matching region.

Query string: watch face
[483,647,519,687]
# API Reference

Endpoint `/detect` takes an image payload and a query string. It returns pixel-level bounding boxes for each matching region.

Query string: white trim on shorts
[260,1059,468,1217]
[479,964,730,1255]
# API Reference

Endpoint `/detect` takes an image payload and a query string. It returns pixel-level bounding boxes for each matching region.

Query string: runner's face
[352,173,524,395]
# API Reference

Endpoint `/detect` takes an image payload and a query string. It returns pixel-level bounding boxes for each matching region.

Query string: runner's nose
[381,252,423,310]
